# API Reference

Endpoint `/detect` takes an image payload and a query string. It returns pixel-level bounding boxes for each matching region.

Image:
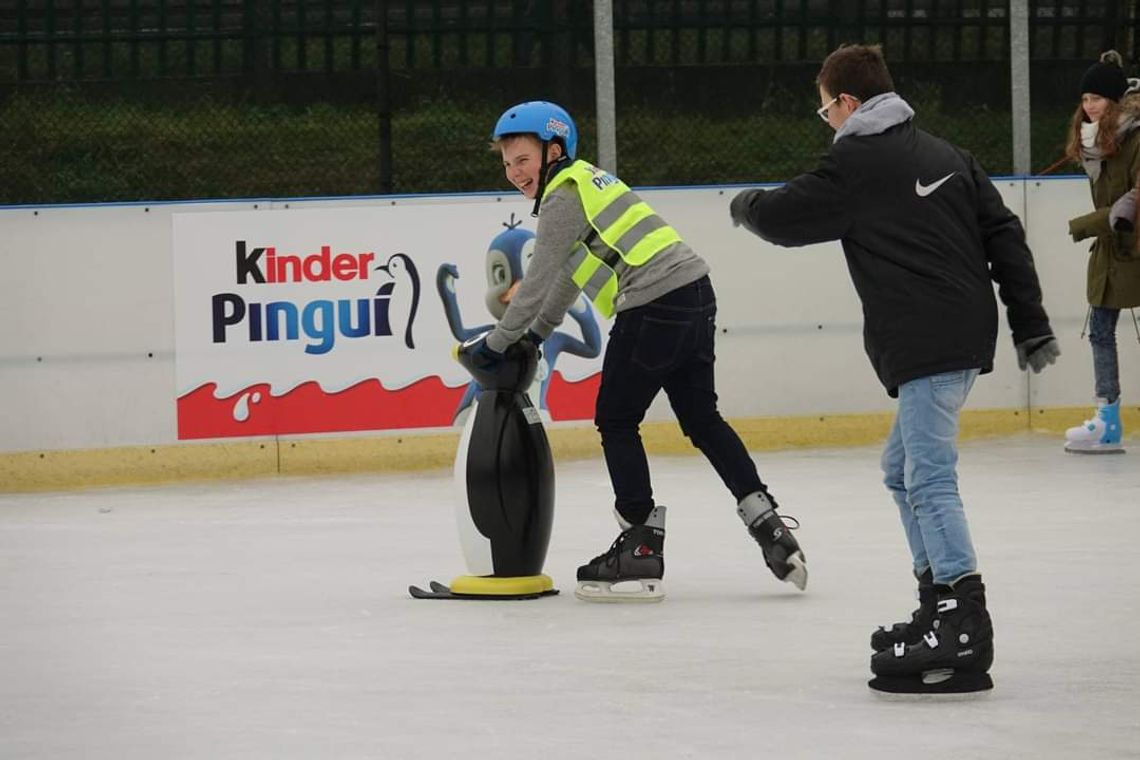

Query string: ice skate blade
[868,670,993,700]
[574,578,664,603]
[783,553,808,591]
[1064,442,1125,454]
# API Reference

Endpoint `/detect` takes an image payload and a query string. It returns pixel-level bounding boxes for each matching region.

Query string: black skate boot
[869,574,994,696]
[870,568,937,652]
[575,506,665,603]
[737,490,807,590]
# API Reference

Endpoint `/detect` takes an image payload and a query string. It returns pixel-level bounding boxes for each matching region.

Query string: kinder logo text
[211,241,421,355]
[235,241,374,284]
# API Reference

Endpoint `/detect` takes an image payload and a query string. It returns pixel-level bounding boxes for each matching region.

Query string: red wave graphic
[177,371,601,440]
[546,371,602,421]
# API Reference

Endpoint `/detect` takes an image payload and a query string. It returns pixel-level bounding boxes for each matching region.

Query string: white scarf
[1080,115,1140,182]
[1081,121,1099,150]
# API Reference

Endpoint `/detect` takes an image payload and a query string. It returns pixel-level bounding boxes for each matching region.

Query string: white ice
[2,435,1139,759]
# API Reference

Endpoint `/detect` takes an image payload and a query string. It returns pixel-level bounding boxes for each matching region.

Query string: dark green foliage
[0,87,1075,206]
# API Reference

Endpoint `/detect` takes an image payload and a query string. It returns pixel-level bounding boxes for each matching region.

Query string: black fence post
[1132,1,1140,64]
[376,0,393,194]
[16,0,28,80]
[543,0,573,103]
[45,0,57,80]
[1100,0,1116,55]
[243,0,256,75]
[185,0,196,75]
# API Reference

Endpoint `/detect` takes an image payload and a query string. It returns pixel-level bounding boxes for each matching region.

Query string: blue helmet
[492,101,578,159]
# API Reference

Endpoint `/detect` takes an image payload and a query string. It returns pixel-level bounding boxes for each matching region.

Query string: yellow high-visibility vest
[543,160,683,317]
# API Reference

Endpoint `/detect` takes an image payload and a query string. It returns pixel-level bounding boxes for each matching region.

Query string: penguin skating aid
[410,333,559,601]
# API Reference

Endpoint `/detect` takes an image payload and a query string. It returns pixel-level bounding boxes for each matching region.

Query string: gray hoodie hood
[833,92,915,143]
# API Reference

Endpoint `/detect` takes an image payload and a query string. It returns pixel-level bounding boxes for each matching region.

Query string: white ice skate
[1064,398,1125,454]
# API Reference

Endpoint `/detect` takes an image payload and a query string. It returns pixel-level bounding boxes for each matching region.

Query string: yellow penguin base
[449,574,556,597]
[408,574,558,600]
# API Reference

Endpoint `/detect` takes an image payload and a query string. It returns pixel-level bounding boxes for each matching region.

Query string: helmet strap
[530,140,550,217]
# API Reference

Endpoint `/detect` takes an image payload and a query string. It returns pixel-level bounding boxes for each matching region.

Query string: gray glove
[1015,335,1060,373]
[730,189,760,228]
[1110,188,1137,232]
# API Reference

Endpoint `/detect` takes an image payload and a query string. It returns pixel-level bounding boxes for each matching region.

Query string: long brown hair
[1064,98,1124,163]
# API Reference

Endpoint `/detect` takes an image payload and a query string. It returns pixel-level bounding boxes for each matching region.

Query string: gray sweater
[487,184,710,353]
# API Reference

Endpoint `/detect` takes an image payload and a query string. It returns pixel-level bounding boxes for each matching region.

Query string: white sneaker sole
[1064,441,1125,454]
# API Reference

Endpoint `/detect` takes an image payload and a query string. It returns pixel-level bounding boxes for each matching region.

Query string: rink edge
[1,406,1131,492]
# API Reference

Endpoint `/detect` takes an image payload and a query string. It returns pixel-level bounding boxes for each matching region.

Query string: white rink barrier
[1,176,1134,490]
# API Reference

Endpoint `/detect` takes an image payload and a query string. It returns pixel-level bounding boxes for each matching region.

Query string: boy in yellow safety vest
[467,100,807,602]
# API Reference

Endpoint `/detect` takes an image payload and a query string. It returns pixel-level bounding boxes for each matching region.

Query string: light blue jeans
[881,369,980,586]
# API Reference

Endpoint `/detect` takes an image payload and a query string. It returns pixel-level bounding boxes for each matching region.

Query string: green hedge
[0,89,1076,206]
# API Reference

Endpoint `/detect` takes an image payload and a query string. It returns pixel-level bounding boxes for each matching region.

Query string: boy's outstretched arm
[968,154,1059,371]
[730,155,853,247]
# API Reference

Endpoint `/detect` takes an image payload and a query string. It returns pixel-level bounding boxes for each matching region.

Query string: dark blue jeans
[1089,306,1121,402]
[594,275,767,525]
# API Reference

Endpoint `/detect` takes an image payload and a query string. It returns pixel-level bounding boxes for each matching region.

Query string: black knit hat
[1079,50,1128,102]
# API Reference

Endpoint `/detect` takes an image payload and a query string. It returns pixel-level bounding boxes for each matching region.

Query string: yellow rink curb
[1,406,1136,493]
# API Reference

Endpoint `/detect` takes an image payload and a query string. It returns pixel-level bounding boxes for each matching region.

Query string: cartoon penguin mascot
[376,253,420,349]
[436,215,602,424]
[409,332,557,600]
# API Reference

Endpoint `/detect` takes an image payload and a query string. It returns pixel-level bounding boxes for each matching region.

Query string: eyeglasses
[816,96,840,122]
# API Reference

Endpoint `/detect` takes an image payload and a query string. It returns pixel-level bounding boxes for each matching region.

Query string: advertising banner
[173,202,606,439]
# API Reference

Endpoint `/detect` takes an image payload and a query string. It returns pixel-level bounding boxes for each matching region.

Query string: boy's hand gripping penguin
[465,335,505,371]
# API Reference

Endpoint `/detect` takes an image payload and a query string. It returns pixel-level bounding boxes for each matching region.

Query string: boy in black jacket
[730,44,1059,695]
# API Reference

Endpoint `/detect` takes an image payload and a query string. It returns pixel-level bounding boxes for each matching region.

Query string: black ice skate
[575,506,665,603]
[869,574,994,696]
[737,490,807,591]
[871,568,936,652]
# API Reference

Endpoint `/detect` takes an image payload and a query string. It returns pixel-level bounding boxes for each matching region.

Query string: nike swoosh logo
[915,173,956,197]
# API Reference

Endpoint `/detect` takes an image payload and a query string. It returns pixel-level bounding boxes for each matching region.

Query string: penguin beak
[500,280,521,305]
[375,264,391,275]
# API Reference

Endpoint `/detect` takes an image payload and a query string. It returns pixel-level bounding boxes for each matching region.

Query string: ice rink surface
[2,434,1139,759]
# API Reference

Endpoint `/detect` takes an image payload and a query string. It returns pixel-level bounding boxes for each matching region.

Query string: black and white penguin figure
[409,332,557,600]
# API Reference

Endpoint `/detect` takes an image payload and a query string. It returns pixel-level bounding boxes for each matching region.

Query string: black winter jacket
[733,121,1053,396]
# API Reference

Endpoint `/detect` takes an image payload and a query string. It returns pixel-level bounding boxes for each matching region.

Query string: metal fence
[1,1,1137,204]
